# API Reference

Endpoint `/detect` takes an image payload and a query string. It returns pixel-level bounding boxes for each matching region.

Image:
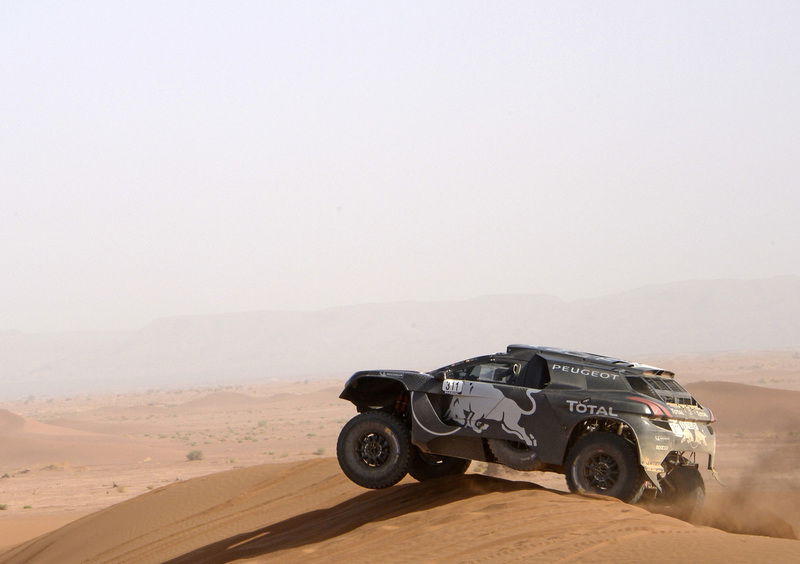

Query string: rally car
[336,345,716,516]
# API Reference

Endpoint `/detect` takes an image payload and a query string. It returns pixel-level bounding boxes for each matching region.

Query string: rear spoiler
[640,369,675,378]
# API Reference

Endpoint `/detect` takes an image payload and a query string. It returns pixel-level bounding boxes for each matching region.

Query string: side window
[466,362,518,384]
[448,364,473,380]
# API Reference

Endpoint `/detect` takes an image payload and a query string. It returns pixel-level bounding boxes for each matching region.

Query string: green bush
[186,450,204,461]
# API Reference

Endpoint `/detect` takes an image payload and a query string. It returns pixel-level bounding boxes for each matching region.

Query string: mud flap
[704,453,724,485]
[643,464,663,492]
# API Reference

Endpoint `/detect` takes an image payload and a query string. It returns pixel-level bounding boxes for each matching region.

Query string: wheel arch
[562,417,641,466]
[340,372,412,412]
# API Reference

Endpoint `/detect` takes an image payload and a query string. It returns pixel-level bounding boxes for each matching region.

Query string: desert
[1,350,799,563]
[5,3,800,561]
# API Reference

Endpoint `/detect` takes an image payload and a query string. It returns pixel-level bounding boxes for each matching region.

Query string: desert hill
[686,381,800,434]
[1,276,799,399]
[0,408,181,471]
[2,458,798,564]
[0,409,25,433]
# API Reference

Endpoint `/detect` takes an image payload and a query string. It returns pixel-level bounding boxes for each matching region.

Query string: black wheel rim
[358,432,391,467]
[583,452,620,491]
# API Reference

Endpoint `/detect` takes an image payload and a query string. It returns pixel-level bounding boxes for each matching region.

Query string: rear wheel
[565,432,645,503]
[658,465,705,520]
[408,447,470,481]
[336,411,411,489]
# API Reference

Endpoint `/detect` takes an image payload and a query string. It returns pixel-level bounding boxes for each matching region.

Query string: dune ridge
[0,410,25,433]
[0,407,181,471]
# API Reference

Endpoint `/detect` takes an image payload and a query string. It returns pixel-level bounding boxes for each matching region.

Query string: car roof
[506,344,675,377]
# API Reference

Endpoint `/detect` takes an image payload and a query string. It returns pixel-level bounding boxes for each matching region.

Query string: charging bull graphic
[444,381,539,446]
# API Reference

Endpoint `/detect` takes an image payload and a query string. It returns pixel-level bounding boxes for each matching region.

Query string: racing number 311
[442,380,463,395]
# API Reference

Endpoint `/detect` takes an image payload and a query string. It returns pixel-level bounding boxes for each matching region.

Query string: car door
[433,358,541,445]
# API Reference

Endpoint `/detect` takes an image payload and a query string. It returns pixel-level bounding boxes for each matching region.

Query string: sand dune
[0,410,25,433]
[0,408,180,471]
[686,381,800,433]
[3,459,799,564]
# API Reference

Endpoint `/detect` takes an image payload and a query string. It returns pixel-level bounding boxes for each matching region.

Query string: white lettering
[551,363,619,380]
[566,401,617,417]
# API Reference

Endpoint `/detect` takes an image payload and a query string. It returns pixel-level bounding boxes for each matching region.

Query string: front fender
[623,415,716,488]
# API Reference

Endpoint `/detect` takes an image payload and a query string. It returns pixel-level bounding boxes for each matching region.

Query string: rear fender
[339,370,431,410]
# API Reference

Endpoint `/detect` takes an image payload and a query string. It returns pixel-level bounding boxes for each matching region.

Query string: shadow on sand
[166,474,555,564]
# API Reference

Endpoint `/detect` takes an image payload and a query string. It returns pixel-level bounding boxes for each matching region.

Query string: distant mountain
[1,276,798,399]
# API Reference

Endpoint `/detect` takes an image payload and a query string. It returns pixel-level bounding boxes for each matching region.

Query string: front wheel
[658,466,705,520]
[408,447,470,481]
[336,411,411,489]
[565,432,645,503]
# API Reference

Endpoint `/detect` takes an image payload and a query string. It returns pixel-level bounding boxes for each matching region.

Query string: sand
[0,361,799,562]
[2,459,799,563]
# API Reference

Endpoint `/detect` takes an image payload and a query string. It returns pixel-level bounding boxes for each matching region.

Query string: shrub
[0,504,7,510]
[313,448,326,456]
[186,450,204,461]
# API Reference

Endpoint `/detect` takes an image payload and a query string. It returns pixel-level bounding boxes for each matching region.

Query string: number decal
[442,379,463,395]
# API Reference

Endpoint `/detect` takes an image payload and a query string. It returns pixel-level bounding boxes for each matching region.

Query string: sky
[2,1,799,332]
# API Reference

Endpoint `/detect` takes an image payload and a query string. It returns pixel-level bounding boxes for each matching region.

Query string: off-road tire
[407,446,471,481]
[487,438,542,471]
[658,466,705,520]
[565,432,645,503]
[337,411,411,489]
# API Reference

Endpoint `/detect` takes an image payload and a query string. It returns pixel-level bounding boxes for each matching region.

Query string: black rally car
[336,345,716,514]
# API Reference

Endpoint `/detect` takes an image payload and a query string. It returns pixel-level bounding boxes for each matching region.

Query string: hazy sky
[2,1,799,332]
